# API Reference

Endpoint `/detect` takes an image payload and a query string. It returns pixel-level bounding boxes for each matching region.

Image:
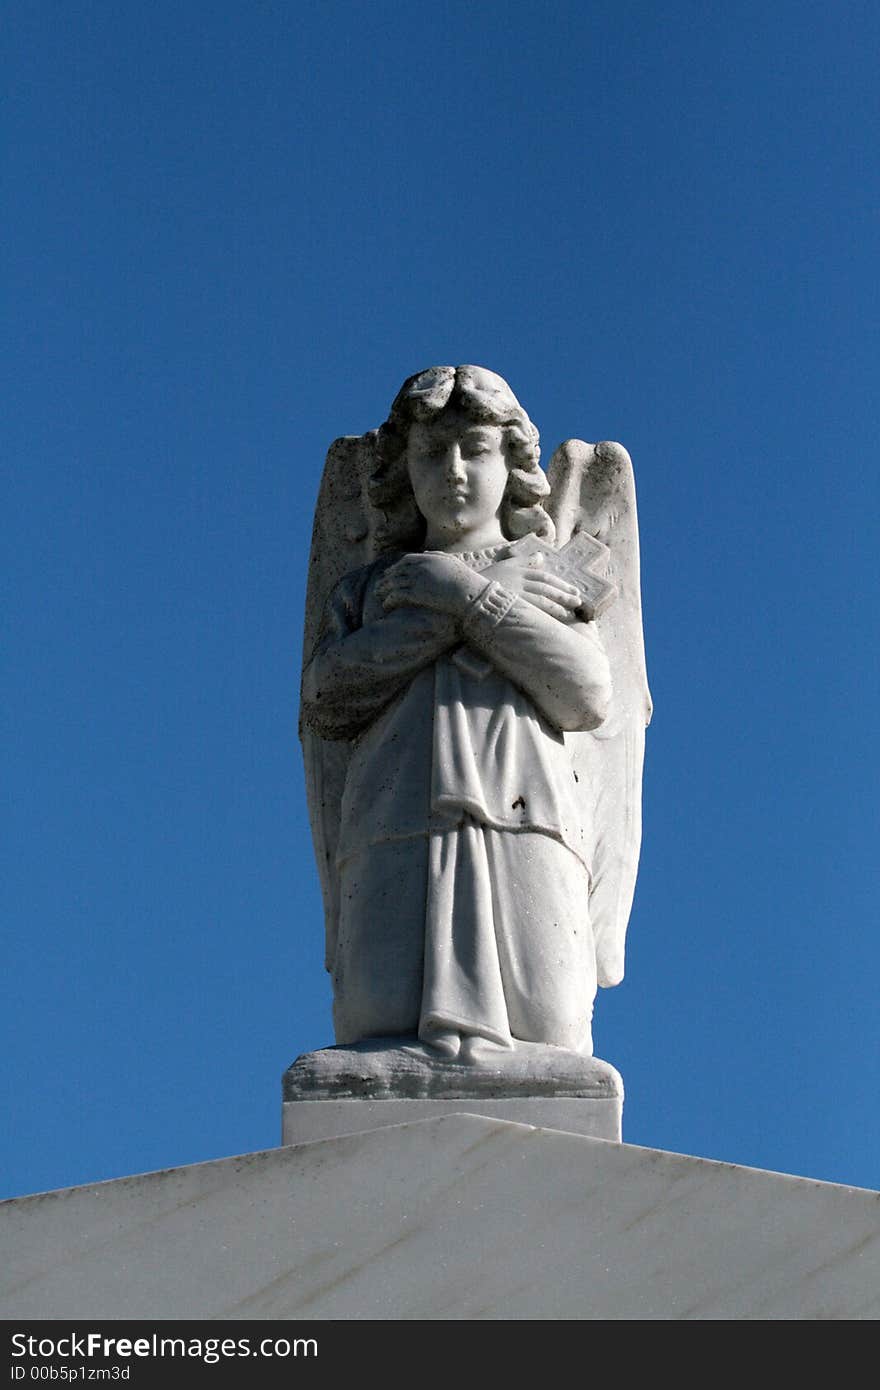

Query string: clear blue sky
[4,1,879,1200]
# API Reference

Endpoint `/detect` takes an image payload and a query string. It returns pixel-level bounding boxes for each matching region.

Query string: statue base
[282,1037,623,1145]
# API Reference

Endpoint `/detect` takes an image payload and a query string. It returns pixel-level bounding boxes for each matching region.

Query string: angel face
[406,409,510,551]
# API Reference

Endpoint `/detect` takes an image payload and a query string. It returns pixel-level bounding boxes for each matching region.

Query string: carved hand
[376,552,489,617]
[482,556,582,622]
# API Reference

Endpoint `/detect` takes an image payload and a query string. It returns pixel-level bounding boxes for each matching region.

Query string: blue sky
[4,0,879,1200]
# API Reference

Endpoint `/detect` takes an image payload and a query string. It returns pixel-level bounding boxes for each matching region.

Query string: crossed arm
[300,551,612,740]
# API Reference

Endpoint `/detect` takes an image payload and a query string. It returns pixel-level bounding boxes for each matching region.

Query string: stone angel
[299,366,651,1065]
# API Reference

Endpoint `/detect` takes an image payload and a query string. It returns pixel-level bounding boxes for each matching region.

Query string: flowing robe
[300,541,612,1054]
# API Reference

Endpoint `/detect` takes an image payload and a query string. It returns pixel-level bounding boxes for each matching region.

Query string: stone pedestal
[282,1038,623,1144]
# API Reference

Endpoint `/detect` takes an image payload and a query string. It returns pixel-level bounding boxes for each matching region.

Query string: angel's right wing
[300,431,380,971]
[547,439,652,988]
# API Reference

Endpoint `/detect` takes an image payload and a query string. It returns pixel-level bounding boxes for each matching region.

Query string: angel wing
[300,430,381,971]
[546,440,652,988]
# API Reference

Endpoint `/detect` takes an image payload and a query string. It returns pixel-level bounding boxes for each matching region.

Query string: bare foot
[459,1035,515,1065]
[424,1028,461,1059]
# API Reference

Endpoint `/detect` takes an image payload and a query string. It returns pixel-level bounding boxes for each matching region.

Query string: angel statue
[298,365,651,1072]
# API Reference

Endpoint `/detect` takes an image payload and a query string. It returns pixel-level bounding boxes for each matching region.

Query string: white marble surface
[3,1114,878,1320]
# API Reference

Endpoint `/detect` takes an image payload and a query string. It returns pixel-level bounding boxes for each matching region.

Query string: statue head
[370,365,555,551]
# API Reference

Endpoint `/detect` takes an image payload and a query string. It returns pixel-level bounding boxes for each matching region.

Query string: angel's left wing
[547,439,652,988]
[300,431,380,971]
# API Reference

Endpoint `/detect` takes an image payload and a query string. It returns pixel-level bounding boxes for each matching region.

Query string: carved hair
[369,365,555,552]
